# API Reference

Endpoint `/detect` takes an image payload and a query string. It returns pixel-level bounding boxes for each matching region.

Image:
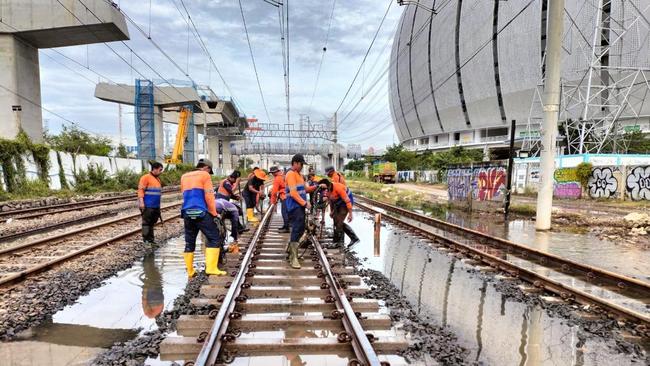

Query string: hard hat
[254,169,268,180]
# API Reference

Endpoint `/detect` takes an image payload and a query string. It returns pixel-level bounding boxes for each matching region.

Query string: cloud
[39,0,403,150]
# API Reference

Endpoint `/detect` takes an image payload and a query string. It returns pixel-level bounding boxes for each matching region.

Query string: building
[389,0,650,157]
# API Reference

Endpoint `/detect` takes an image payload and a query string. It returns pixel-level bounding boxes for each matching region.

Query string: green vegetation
[381,144,484,171]
[344,160,366,171]
[45,125,113,156]
[575,162,593,190]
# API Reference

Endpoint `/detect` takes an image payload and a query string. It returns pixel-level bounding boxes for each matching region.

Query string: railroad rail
[0,202,183,287]
[0,186,180,222]
[160,204,407,365]
[355,196,650,330]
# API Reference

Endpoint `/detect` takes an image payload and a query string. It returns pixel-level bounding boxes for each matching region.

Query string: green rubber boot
[288,241,301,269]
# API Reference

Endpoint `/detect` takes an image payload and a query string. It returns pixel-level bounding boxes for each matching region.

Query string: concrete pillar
[0,35,43,141]
[208,138,233,175]
[154,106,164,161]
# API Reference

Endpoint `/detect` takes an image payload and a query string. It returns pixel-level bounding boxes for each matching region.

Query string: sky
[38,0,404,150]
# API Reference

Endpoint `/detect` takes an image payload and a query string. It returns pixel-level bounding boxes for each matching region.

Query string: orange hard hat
[254,169,268,180]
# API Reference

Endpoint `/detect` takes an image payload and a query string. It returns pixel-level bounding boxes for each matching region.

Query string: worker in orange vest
[285,154,325,269]
[319,178,359,248]
[325,166,346,186]
[180,159,226,277]
[269,166,289,233]
[137,162,164,244]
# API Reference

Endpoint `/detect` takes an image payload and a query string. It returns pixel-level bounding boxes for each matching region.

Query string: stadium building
[389,0,650,157]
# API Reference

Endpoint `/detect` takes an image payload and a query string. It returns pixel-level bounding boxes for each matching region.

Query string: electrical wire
[333,0,393,120]
[238,0,273,124]
[306,0,337,117]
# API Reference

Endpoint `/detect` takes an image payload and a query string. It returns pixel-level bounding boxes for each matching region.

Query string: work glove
[213,216,227,238]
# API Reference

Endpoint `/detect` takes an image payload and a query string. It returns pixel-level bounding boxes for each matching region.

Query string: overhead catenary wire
[333,0,394,123]
[238,0,273,124]
[306,0,338,117]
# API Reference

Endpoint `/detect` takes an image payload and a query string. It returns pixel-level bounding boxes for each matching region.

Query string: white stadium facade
[389,0,650,157]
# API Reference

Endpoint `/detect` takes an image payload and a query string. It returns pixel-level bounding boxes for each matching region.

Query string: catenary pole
[536,0,564,231]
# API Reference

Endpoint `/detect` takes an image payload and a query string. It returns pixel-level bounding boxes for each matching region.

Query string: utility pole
[536,0,564,231]
[504,120,516,218]
[118,104,123,145]
[203,110,208,158]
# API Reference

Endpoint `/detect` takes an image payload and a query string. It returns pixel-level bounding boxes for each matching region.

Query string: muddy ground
[0,219,184,341]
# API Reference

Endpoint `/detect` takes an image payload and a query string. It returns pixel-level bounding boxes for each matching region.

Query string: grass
[508,204,537,216]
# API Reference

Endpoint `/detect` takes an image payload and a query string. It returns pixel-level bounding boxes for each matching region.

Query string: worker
[180,159,226,278]
[325,166,346,186]
[216,170,242,201]
[243,167,267,223]
[319,178,359,248]
[306,172,321,206]
[285,154,324,269]
[138,162,164,244]
[216,198,242,254]
[269,166,289,233]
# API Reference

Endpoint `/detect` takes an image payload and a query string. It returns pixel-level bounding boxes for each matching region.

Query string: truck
[372,161,397,183]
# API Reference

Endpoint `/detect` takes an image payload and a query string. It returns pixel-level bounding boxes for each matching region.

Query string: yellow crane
[166,107,192,164]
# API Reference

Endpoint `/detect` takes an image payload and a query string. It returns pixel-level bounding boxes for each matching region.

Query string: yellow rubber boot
[183,252,196,278]
[247,208,259,223]
[205,248,227,276]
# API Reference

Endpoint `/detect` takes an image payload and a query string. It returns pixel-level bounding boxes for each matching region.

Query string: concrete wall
[513,154,650,201]
[1,150,144,191]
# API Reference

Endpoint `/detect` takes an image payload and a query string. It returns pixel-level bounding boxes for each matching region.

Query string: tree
[46,125,113,156]
[345,160,366,171]
[116,144,129,158]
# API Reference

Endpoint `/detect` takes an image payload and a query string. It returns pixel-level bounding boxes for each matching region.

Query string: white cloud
[39,0,403,150]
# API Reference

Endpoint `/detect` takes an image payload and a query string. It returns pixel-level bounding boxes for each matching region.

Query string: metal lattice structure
[134,79,156,160]
[524,0,650,155]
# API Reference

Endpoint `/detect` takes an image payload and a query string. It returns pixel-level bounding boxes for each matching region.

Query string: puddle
[0,236,195,366]
[347,210,647,365]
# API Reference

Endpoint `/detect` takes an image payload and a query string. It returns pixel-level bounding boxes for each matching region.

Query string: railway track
[0,186,180,222]
[0,202,183,287]
[355,195,650,331]
[160,204,408,365]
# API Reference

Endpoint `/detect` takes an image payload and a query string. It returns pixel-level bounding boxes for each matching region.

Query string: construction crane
[166,107,192,164]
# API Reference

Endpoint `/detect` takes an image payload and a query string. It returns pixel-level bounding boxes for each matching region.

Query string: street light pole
[536,0,564,231]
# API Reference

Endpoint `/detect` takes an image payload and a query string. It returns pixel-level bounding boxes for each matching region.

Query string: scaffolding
[134,79,156,160]
[183,105,195,164]
[524,0,650,156]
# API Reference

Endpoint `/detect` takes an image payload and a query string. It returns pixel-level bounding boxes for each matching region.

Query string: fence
[396,170,441,184]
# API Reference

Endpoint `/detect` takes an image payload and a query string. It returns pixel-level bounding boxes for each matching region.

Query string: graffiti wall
[588,167,621,199]
[474,166,507,201]
[553,168,582,199]
[626,166,650,201]
[447,163,507,210]
[447,167,472,201]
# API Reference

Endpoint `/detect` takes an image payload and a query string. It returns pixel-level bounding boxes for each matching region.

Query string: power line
[307,0,337,117]
[238,0,273,124]
[334,0,394,120]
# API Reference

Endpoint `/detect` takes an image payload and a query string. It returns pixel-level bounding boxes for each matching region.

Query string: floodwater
[439,209,650,283]
[347,210,647,365]
[0,236,194,366]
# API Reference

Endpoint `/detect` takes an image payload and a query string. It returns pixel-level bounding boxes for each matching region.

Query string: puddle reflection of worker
[285,326,317,366]
[140,252,164,319]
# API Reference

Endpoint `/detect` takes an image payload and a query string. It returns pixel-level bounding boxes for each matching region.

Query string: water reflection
[141,252,164,319]
[368,226,640,365]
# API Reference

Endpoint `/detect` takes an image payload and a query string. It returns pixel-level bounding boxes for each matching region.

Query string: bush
[575,162,593,190]
[113,169,140,190]
[160,163,195,186]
